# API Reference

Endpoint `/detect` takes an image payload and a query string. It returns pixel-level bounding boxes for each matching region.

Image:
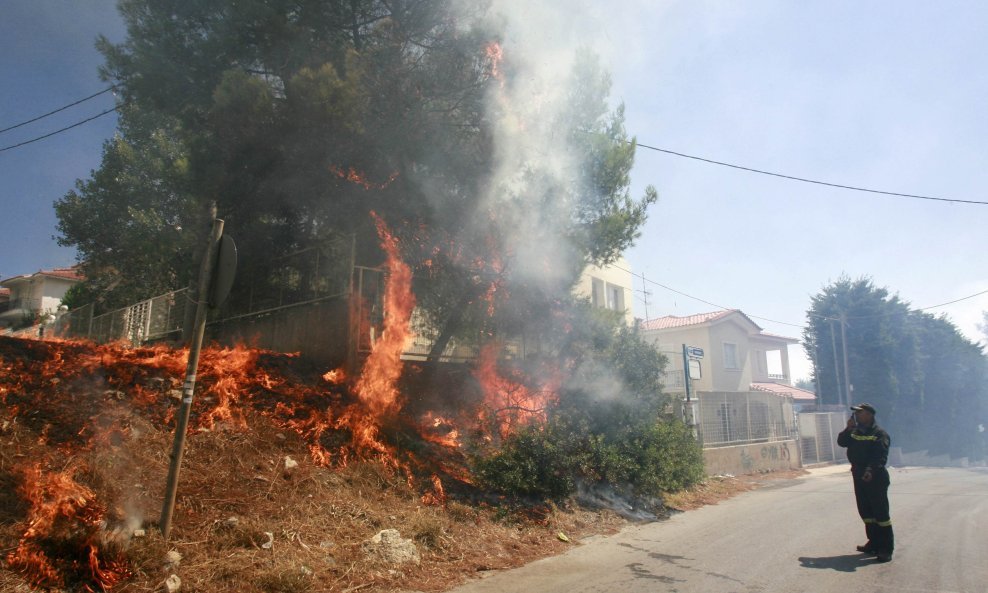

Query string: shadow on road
[798,554,874,572]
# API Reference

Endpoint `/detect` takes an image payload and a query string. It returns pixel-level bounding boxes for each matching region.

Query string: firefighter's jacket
[837,422,890,471]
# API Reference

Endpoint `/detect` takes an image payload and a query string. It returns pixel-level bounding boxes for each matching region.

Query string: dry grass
[0,336,801,592]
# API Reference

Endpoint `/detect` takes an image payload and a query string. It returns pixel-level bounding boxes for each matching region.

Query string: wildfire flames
[329,165,399,190]
[6,463,130,592]
[0,213,560,590]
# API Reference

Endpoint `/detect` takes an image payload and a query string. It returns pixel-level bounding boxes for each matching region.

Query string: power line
[918,289,988,310]
[840,289,988,321]
[632,141,988,206]
[611,263,807,328]
[615,262,988,329]
[0,86,116,135]
[0,105,122,154]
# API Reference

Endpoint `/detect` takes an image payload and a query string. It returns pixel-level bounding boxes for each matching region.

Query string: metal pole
[839,313,853,405]
[682,344,691,402]
[160,218,224,539]
[829,319,844,407]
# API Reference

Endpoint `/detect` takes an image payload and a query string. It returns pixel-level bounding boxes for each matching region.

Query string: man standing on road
[837,403,894,562]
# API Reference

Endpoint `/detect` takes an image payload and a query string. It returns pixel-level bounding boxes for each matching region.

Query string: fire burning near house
[0,217,562,591]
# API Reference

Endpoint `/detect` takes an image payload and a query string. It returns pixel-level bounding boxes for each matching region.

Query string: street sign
[208,234,238,308]
[686,346,704,359]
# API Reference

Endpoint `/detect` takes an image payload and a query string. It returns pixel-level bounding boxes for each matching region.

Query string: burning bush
[473,313,705,502]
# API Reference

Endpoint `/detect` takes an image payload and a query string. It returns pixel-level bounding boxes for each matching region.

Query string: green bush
[473,303,706,500]
[474,414,704,500]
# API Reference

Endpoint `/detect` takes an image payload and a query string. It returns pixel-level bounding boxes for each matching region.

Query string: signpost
[160,219,236,539]
[681,344,704,401]
[682,344,704,433]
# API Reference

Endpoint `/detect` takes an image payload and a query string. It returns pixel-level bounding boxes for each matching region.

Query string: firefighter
[837,402,894,562]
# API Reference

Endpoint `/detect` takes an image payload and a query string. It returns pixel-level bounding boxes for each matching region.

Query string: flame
[419,412,461,448]
[484,41,504,80]
[330,165,399,190]
[6,463,131,591]
[354,213,416,418]
[473,343,558,440]
[322,368,346,384]
[420,474,447,506]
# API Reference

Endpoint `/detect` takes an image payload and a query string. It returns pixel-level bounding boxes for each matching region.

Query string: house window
[591,278,605,308]
[723,342,739,370]
[606,283,624,311]
[766,349,785,379]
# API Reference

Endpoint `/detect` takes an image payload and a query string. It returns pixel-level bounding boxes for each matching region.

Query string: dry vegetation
[0,336,793,592]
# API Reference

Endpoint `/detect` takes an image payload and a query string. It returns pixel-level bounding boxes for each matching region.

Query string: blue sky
[2,1,986,380]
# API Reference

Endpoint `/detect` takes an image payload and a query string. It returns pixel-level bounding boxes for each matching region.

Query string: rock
[160,574,181,593]
[133,529,146,538]
[261,532,274,549]
[284,456,299,471]
[364,529,420,565]
[164,550,182,569]
[168,389,183,401]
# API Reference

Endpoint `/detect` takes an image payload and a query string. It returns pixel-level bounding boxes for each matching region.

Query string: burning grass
[0,335,629,592]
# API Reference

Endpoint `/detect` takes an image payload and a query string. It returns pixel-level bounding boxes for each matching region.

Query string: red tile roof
[751,381,817,401]
[1,267,83,284]
[40,267,83,281]
[640,310,736,330]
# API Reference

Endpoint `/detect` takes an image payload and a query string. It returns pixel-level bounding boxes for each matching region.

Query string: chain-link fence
[693,390,797,448]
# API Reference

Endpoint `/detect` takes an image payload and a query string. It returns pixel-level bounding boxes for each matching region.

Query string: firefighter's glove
[861,469,873,483]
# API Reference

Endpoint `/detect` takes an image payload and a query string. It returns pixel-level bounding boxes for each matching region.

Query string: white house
[575,256,634,326]
[0,267,83,328]
[641,309,800,394]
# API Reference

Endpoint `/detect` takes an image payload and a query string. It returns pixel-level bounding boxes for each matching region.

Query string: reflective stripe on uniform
[862,518,876,524]
[876,520,893,527]
[850,433,879,441]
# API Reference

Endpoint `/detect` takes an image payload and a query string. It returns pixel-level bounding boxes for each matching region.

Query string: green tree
[56,0,656,338]
[804,277,988,460]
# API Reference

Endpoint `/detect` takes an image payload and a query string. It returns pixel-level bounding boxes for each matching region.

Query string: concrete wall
[702,439,802,476]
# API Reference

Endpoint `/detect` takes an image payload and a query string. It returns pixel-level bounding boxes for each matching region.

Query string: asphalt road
[450,465,988,593]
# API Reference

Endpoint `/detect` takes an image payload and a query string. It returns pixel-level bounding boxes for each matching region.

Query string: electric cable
[630,140,988,206]
[0,104,122,153]
[0,86,116,135]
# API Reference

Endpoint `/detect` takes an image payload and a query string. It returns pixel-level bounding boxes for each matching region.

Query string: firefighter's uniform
[837,413,894,558]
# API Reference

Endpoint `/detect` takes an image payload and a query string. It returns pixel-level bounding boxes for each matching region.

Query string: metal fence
[797,411,848,465]
[692,390,798,448]
[32,234,357,349]
[50,289,190,345]
[232,236,354,318]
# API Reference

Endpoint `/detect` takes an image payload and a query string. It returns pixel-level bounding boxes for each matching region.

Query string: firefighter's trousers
[852,466,894,553]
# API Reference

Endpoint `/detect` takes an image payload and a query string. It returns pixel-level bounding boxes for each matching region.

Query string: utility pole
[829,319,844,407]
[640,272,651,322]
[840,312,853,405]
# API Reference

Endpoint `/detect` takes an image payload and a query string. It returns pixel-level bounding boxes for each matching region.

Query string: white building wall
[575,256,634,325]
